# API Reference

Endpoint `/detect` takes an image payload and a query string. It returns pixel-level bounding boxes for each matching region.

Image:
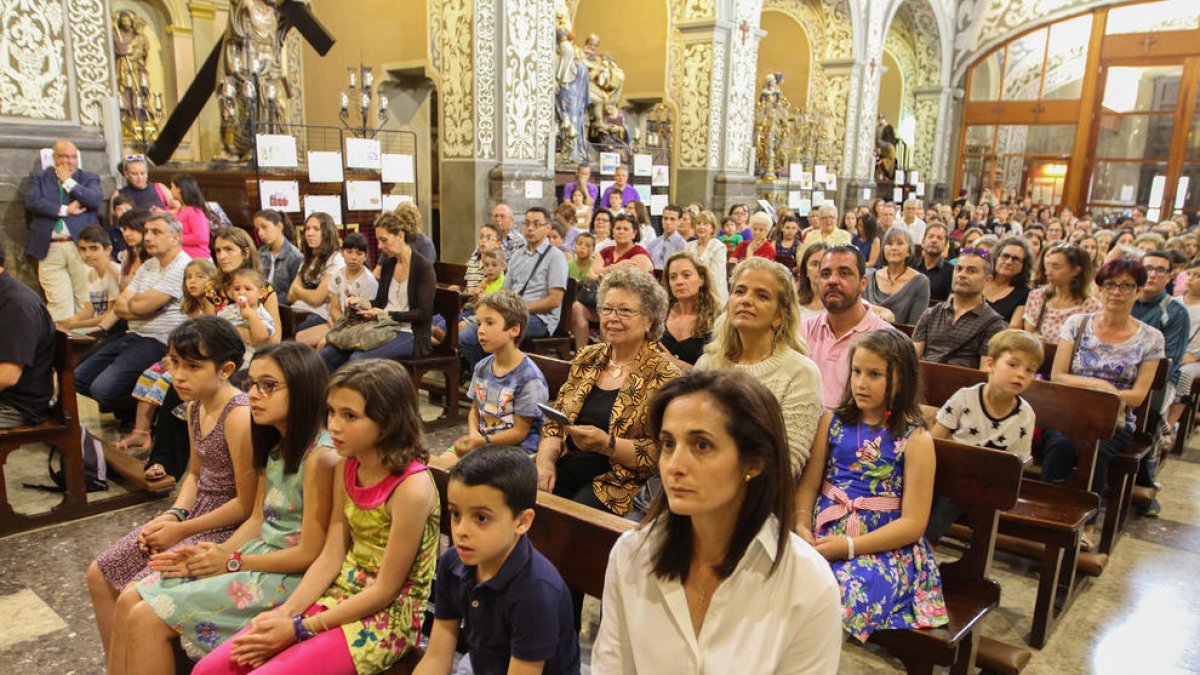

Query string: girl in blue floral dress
[796,329,948,641]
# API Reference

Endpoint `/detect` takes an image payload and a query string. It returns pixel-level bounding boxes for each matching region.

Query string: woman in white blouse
[686,210,729,304]
[592,369,841,675]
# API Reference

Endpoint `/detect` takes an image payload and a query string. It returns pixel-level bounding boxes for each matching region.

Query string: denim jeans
[75,333,167,421]
[1040,426,1134,493]
[320,331,416,372]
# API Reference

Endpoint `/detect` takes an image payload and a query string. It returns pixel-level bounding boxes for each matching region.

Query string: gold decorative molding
[187,1,216,21]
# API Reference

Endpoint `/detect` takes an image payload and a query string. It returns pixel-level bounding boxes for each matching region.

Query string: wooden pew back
[528,354,571,400]
[434,261,467,289]
[920,361,1120,490]
[429,463,633,598]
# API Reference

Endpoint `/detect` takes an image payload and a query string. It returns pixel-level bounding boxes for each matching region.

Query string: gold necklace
[607,357,635,377]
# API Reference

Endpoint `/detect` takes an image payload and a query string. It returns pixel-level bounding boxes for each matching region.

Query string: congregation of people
[5,143,1199,674]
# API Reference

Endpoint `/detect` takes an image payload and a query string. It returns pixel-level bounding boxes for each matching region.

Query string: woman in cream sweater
[695,257,824,473]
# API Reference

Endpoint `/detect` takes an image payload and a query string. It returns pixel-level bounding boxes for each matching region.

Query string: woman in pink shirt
[171,173,214,260]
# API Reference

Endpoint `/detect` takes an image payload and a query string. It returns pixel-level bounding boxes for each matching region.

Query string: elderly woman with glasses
[864,227,930,326]
[536,268,681,516]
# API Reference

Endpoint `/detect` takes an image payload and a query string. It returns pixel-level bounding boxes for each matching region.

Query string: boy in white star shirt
[932,329,1040,459]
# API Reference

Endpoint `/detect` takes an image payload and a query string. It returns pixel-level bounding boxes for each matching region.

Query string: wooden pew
[377,457,635,675]
[895,323,915,337]
[0,332,171,538]
[523,279,577,360]
[870,439,1023,674]
[920,362,1119,648]
[397,288,463,431]
[277,304,298,341]
[433,261,467,289]
[1106,358,1168,549]
[528,354,571,400]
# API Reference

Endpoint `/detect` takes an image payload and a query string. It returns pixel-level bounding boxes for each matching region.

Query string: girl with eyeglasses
[108,343,338,673]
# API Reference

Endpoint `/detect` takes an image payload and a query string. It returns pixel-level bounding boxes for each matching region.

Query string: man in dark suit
[24,140,103,320]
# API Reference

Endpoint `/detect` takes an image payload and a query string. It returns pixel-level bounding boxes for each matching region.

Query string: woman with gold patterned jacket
[535,268,680,517]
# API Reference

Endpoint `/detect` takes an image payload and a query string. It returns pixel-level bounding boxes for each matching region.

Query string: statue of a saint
[555,26,590,164]
[875,115,897,184]
[217,0,298,160]
[113,11,157,139]
[580,35,625,143]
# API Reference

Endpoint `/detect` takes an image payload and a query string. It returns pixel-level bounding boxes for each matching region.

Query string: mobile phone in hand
[537,403,570,427]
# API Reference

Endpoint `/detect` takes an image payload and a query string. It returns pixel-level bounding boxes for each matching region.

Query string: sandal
[113,429,152,453]
[1079,525,1097,553]
[144,463,167,482]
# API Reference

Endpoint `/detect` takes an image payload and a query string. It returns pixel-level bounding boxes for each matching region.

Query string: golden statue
[754,74,792,181]
[113,10,161,144]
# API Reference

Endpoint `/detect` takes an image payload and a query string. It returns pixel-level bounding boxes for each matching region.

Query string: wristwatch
[226,551,243,573]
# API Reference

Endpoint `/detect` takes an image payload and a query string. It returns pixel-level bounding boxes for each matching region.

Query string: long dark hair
[118,207,150,275]
[646,370,794,581]
[167,316,245,373]
[834,329,925,438]
[856,212,879,243]
[796,242,828,305]
[995,236,1033,289]
[299,212,340,286]
[254,208,297,246]
[172,173,215,221]
[249,343,328,474]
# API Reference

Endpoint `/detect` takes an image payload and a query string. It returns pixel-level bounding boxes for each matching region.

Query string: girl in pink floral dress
[796,329,948,641]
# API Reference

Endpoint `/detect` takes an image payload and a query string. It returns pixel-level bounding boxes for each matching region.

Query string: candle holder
[340,61,389,138]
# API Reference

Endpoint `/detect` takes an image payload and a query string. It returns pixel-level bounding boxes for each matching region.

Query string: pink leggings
[192,615,356,675]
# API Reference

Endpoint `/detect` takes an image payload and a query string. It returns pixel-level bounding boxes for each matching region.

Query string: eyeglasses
[245,377,287,396]
[1144,265,1171,275]
[998,252,1024,263]
[1100,281,1138,293]
[598,305,642,319]
[123,153,145,162]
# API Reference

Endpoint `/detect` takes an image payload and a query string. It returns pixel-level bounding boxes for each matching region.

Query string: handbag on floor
[325,312,403,352]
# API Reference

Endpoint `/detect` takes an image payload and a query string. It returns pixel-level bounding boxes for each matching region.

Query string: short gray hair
[145,212,183,236]
[598,268,669,342]
[817,204,838,219]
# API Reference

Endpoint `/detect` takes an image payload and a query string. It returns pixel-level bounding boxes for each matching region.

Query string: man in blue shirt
[645,204,686,270]
[419,447,580,675]
[460,207,567,369]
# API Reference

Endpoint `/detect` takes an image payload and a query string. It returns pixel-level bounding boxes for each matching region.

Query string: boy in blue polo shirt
[417,446,580,675]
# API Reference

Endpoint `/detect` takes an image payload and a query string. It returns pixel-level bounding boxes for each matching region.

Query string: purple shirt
[563,180,598,204]
[802,306,896,409]
[600,184,640,208]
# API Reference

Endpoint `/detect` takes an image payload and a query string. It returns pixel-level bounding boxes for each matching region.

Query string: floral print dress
[812,416,948,642]
[310,457,439,674]
[136,436,326,658]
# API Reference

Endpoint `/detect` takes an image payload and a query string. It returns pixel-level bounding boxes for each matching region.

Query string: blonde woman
[685,210,729,304]
[695,257,824,473]
[660,251,721,369]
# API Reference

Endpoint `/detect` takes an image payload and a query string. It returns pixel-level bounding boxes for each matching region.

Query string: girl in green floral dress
[107,343,339,675]
[194,359,440,675]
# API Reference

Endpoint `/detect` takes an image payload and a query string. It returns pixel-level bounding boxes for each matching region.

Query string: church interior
[1,0,1200,673]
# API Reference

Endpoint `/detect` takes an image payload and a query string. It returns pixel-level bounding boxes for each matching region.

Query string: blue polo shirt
[434,535,579,675]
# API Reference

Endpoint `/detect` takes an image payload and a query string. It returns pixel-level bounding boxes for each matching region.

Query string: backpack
[25,427,108,493]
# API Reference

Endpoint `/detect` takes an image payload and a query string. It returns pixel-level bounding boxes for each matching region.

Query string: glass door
[1086,64,1185,219]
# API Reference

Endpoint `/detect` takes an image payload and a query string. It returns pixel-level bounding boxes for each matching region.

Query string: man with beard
[913,248,1006,368]
[801,245,896,410]
[914,222,953,300]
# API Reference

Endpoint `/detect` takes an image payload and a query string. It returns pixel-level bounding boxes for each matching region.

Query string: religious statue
[216,0,299,161]
[580,35,625,144]
[753,74,792,181]
[555,26,590,164]
[875,115,897,184]
[113,11,162,146]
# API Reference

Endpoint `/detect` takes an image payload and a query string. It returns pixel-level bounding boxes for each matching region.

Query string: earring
[744,473,753,482]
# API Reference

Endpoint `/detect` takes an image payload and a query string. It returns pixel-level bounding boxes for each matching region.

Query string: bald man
[24,140,102,319]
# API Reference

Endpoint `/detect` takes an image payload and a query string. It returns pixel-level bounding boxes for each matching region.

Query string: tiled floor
[3,396,1199,673]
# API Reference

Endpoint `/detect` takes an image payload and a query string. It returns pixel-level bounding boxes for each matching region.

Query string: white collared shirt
[591,515,842,675]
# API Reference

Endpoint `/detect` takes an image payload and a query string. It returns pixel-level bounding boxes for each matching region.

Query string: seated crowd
[3,145,1197,674]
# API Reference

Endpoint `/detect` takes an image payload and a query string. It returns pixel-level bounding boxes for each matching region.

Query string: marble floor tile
[0,589,69,650]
